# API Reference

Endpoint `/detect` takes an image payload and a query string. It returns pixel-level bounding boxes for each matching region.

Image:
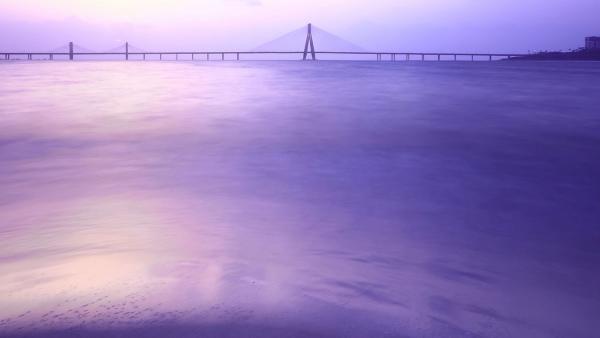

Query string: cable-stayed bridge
[1,24,526,61]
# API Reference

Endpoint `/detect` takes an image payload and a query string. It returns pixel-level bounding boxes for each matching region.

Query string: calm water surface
[1,61,599,337]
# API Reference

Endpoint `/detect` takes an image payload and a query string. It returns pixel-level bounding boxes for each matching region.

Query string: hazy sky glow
[1,0,599,52]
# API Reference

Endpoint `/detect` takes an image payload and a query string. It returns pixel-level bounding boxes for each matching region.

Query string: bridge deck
[1,51,528,61]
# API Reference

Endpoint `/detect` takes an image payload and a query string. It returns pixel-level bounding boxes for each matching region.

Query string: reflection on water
[1,61,600,337]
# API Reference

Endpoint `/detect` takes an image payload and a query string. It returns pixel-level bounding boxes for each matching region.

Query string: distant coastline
[508,49,600,61]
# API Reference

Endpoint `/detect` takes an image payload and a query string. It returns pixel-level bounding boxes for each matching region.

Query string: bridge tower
[69,42,74,60]
[303,23,316,61]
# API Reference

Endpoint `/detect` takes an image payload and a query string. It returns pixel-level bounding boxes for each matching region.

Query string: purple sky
[1,0,598,53]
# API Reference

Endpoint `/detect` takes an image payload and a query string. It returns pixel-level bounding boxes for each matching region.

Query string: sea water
[1,61,599,337]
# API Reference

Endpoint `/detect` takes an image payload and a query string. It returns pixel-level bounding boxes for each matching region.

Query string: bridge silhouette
[1,24,526,61]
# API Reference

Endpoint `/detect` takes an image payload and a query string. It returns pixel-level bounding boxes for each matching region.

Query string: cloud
[226,0,262,6]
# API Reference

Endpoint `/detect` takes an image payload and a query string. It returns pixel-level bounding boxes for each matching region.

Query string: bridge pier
[489,55,493,61]
[49,54,53,60]
[222,53,225,61]
[206,53,210,61]
[69,42,74,61]
[454,55,457,61]
[437,55,441,61]
[159,54,162,60]
[421,54,425,61]
[471,55,474,61]
[176,54,178,61]
[191,53,194,61]
[143,54,146,61]
[237,53,240,61]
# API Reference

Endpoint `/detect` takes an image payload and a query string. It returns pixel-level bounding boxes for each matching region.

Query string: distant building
[585,37,600,50]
